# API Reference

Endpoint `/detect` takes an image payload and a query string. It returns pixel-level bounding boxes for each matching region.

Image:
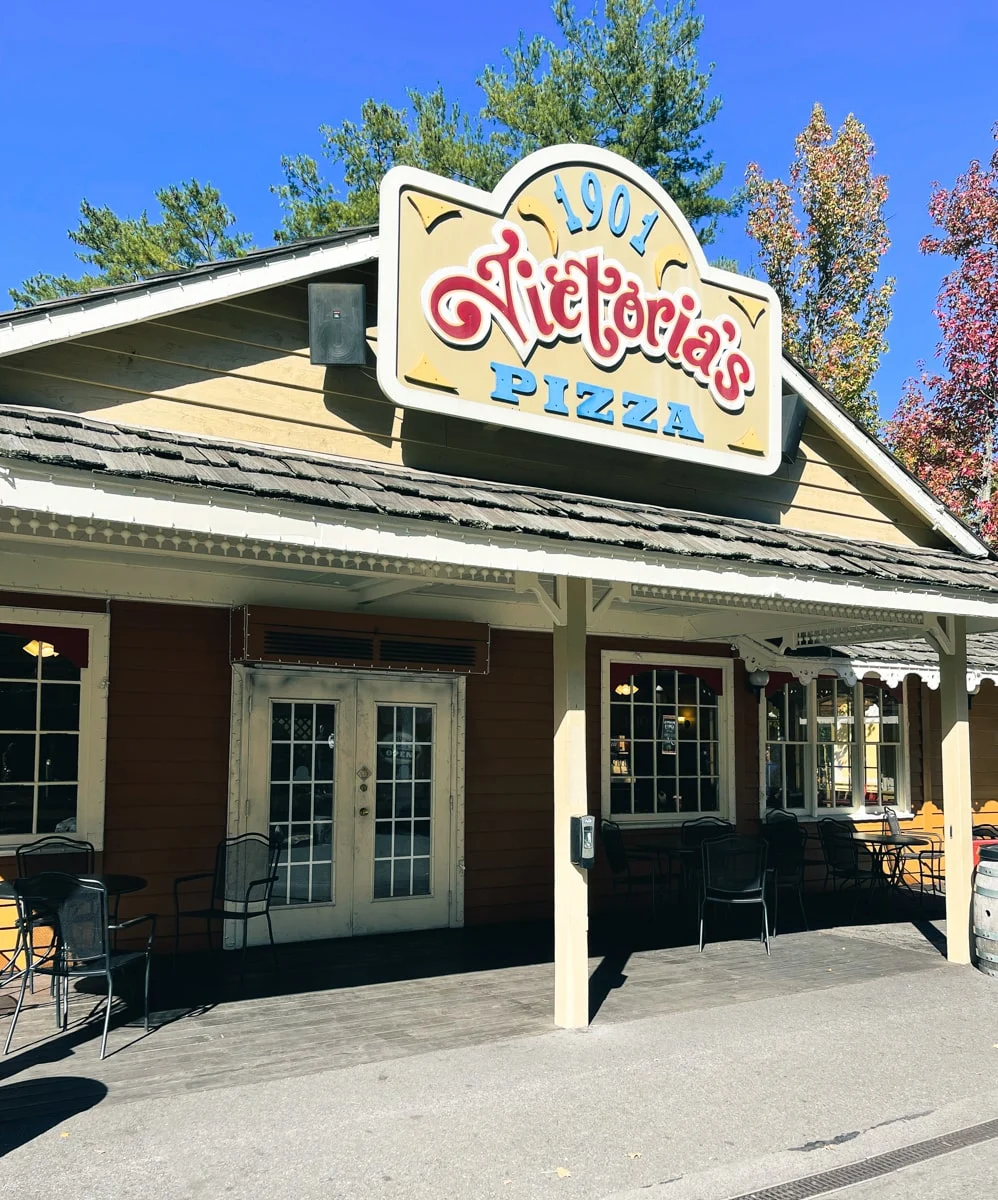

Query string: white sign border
[378,144,783,477]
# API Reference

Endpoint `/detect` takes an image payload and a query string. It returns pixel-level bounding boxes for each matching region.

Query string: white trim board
[0,604,110,852]
[0,235,379,359]
[2,459,997,622]
[600,650,737,827]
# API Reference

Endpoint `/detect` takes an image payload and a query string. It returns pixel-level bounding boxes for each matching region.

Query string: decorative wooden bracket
[591,582,631,619]
[515,572,568,625]
[924,615,956,657]
[515,576,632,626]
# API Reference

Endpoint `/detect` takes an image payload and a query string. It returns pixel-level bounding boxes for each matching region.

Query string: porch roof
[1,402,997,599]
[830,632,998,689]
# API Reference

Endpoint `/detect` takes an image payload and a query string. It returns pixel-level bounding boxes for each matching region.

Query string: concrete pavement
[3,925,998,1198]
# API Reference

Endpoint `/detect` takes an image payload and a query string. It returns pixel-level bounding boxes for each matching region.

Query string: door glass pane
[269,701,335,906]
[373,704,433,899]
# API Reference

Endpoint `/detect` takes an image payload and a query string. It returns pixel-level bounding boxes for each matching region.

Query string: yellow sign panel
[378,146,782,475]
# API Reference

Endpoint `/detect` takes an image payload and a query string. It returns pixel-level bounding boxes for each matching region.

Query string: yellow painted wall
[0,275,949,549]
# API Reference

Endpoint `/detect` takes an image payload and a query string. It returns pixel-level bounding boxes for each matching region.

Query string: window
[862,683,901,807]
[763,676,905,816]
[765,679,807,811]
[603,654,732,824]
[0,609,108,848]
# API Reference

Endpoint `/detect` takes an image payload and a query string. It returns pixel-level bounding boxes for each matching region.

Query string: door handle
[359,807,371,817]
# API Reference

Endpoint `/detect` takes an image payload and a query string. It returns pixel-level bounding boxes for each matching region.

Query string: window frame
[0,605,109,851]
[758,673,910,820]
[600,650,736,827]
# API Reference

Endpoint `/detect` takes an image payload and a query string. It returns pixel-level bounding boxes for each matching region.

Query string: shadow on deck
[0,884,950,1122]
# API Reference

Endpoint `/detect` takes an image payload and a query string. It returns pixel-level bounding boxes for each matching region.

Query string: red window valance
[0,623,90,668]
[610,662,724,696]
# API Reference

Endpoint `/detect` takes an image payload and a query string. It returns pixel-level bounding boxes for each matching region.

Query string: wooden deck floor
[0,898,947,1126]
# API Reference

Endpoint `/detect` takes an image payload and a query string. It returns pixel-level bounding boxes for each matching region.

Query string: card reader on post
[570,814,596,870]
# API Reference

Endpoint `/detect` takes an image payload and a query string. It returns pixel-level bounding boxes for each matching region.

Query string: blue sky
[2,0,996,417]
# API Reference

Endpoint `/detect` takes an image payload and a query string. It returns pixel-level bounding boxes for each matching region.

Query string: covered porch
[0,899,949,1109]
[0,405,995,1031]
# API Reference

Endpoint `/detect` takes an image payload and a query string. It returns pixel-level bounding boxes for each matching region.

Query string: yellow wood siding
[911,679,998,833]
[0,278,949,548]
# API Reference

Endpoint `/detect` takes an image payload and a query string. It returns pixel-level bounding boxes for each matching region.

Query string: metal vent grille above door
[262,630,377,663]
[233,606,489,675]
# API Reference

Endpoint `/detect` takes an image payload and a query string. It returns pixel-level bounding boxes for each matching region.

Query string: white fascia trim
[782,359,986,559]
[0,236,380,359]
[5,461,998,623]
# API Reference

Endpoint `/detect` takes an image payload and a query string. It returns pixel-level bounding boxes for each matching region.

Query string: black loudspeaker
[308,283,367,365]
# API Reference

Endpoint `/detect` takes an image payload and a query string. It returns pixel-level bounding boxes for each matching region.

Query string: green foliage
[11,180,252,308]
[273,88,510,241]
[745,104,894,429]
[274,0,735,245]
[480,0,737,244]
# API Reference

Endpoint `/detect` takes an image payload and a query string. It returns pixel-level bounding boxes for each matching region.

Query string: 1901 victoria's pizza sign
[378,146,782,474]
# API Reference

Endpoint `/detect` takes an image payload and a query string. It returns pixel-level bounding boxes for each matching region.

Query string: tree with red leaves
[888,127,998,545]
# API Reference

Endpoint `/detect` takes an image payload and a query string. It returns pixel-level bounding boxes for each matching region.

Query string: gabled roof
[1,402,996,599]
[0,230,985,560]
[0,227,379,356]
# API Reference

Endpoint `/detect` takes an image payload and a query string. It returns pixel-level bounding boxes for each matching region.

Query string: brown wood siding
[0,281,949,550]
[464,630,553,924]
[463,633,758,923]
[102,601,231,943]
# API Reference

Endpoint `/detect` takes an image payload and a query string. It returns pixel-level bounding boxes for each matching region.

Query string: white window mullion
[808,680,818,818]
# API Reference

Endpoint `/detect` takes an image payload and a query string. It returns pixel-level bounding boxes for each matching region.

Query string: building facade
[0,147,994,1025]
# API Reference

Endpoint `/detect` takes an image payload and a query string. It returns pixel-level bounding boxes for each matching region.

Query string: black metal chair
[699,836,770,955]
[761,810,809,934]
[0,886,25,990]
[679,817,735,908]
[600,820,662,917]
[882,807,939,899]
[817,819,879,913]
[173,833,281,982]
[3,872,155,1060]
[15,838,97,988]
[681,816,735,851]
[16,836,95,877]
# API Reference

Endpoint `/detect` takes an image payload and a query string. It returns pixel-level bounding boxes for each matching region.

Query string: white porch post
[940,616,973,964]
[553,576,590,1028]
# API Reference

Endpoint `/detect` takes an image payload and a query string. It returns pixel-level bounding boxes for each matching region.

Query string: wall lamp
[746,669,770,696]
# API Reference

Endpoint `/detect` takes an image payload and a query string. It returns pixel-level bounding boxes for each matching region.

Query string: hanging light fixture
[22,640,58,658]
[613,682,639,696]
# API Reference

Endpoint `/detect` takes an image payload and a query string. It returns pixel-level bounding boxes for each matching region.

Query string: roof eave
[0,232,379,359]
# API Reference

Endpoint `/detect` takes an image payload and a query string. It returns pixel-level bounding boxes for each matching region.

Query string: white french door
[235,669,461,943]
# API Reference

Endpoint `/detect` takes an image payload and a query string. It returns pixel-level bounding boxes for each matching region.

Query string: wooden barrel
[973,847,998,976]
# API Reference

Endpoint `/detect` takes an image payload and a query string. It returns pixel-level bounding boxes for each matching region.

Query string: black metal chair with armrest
[600,820,662,918]
[917,821,998,897]
[174,833,281,984]
[817,819,880,914]
[882,807,939,899]
[699,836,771,955]
[3,872,155,1060]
